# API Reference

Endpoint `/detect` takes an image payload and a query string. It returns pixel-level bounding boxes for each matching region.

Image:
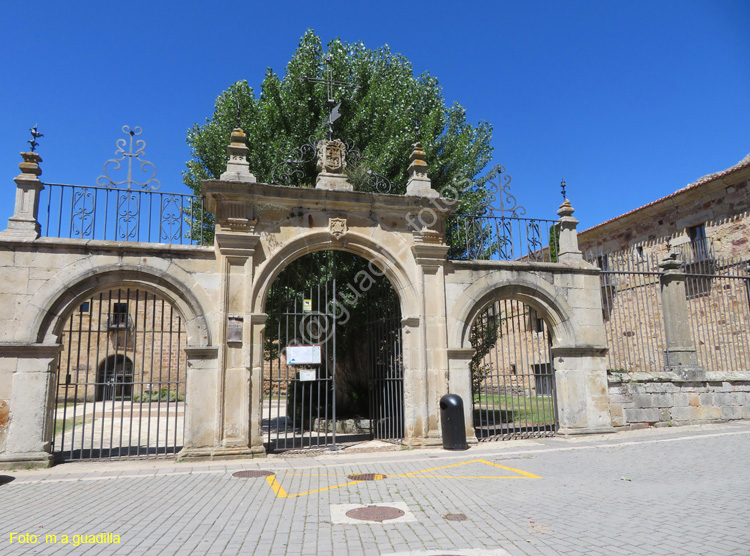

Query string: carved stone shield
[317,139,347,174]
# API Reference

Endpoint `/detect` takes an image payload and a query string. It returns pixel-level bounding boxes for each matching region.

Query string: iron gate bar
[52,288,186,461]
[472,299,557,441]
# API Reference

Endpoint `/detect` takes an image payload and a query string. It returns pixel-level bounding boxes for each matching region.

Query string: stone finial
[220,128,256,183]
[556,198,574,218]
[659,250,683,272]
[1,151,45,239]
[315,139,352,191]
[405,142,438,198]
[555,197,582,262]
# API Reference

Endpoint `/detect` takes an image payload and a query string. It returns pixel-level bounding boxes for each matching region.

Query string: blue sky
[1,0,748,231]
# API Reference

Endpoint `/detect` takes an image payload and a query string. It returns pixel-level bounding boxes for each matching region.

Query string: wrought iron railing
[40,183,207,245]
[447,215,559,262]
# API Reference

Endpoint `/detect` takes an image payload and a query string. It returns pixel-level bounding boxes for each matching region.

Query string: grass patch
[473,394,555,425]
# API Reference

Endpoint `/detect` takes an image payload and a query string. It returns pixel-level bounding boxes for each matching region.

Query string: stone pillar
[556,199,582,262]
[188,127,265,460]
[447,348,479,445]
[1,152,45,240]
[659,252,705,378]
[411,235,450,447]
[552,346,614,435]
[0,343,61,469]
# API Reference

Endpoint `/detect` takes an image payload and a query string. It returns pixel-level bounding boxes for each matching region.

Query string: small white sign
[286,345,322,365]
[303,299,312,313]
[299,369,317,381]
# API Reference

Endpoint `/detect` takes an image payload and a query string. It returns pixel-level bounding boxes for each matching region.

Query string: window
[687,224,709,261]
[108,302,130,328]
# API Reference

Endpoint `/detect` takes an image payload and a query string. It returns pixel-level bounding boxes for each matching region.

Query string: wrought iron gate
[263,251,404,452]
[471,298,557,440]
[366,308,404,441]
[52,288,186,461]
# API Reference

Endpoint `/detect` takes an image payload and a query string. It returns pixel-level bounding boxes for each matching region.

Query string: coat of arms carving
[329,217,347,239]
[317,139,347,174]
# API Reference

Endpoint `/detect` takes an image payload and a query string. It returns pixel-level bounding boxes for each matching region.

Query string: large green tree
[184,31,494,235]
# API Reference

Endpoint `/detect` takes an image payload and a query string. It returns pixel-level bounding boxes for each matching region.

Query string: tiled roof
[581,153,750,235]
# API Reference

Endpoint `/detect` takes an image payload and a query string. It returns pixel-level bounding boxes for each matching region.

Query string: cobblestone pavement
[2,422,749,555]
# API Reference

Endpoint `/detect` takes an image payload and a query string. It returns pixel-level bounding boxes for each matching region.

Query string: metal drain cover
[345,505,405,522]
[347,473,387,481]
[444,513,468,521]
[232,470,275,478]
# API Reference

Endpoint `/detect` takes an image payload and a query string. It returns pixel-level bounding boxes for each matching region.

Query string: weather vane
[298,53,359,140]
[28,124,44,153]
[560,178,567,200]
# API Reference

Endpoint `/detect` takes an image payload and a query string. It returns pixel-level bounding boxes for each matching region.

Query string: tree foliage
[184,30,493,218]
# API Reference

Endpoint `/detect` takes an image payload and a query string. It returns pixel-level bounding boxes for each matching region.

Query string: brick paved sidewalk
[2,422,749,555]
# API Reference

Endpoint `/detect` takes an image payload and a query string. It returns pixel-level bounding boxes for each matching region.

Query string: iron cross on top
[298,53,360,140]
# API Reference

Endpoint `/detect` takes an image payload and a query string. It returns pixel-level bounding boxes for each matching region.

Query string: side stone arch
[445,264,614,437]
[28,263,213,348]
[448,273,579,352]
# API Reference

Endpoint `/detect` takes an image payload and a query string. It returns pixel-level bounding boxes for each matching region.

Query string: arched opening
[469,297,557,440]
[263,250,403,452]
[52,287,187,461]
[96,355,134,401]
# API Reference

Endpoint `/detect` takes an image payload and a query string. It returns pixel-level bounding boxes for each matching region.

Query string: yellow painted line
[407,475,531,479]
[286,480,362,498]
[281,472,349,477]
[399,459,484,477]
[264,458,540,498]
[266,475,288,498]
[475,458,542,479]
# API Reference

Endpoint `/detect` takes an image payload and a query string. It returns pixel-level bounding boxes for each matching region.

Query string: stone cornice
[446,259,600,275]
[183,346,219,359]
[202,180,457,220]
[0,238,216,258]
[0,343,63,358]
[551,345,609,357]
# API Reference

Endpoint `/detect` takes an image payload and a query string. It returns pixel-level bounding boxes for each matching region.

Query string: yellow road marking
[263,458,540,499]
[266,475,288,498]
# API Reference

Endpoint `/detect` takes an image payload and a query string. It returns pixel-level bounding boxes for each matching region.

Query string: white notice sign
[299,370,316,381]
[286,345,322,365]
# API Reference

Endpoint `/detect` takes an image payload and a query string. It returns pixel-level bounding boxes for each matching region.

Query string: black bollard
[439,394,468,450]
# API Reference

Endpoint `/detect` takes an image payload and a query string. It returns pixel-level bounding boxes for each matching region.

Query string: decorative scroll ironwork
[71,187,95,238]
[478,165,526,218]
[116,191,140,240]
[160,194,183,242]
[272,135,393,193]
[97,126,161,191]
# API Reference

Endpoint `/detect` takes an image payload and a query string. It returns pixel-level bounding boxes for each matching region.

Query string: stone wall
[608,371,750,428]
[579,160,750,262]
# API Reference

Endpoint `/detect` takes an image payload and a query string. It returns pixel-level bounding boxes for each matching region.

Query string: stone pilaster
[1,152,45,240]
[410,232,450,447]
[659,252,705,378]
[556,199,582,262]
[0,343,61,469]
[178,346,220,461]
[447,348,479,445]
[405,142,438,198]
